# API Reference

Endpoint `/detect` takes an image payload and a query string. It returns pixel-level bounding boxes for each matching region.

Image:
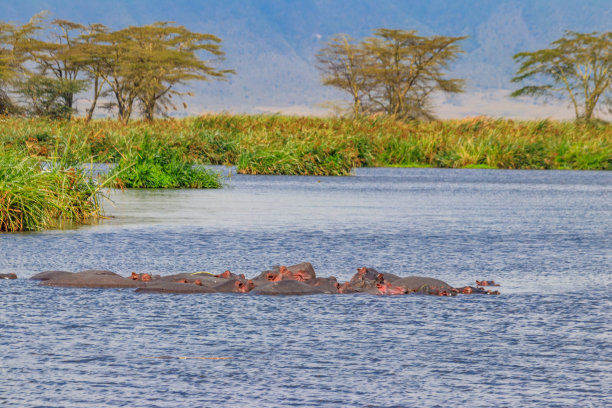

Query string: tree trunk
[85,77,101,123]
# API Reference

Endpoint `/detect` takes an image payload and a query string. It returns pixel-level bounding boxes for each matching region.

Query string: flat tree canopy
[84,22,234,122]
[0,13,233,121]
[511,31,612,121]
[317,28,466,120]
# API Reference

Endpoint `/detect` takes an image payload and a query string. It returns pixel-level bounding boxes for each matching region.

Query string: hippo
[41,270,143,289]
[307,277,340,294]
[213,279,255,293]
[159,273,230,287]
[135,281,216,294]
[284,262,316,281]
[0,273,18,280]
[348,267,401,291]
[393,276,453,293]
[252,267,282,285]
[453,286,498,295]
[366,281,407,296]
[131,272,154,282]
[338,282,360,294]
[32,263,500,297]
[213,270,247,281]
[252,262,317,285]
[250,280,325,296]
[465,286,500,295]
[30,271,73,281]
[476,280,500,287]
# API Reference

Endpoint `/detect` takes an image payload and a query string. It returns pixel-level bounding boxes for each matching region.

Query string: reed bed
[0,115,610,177]
[0,150,104,232]
[109,132,222,188]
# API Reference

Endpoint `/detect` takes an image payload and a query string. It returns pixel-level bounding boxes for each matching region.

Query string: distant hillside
[2,1,611,118]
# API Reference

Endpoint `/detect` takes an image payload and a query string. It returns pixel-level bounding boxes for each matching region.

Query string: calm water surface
[1,168,611,407]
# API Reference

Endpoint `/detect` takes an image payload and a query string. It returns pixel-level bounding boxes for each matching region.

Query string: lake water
[1,168,611,407]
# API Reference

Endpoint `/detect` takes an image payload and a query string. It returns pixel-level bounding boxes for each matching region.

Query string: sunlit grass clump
[0,152,104,232]
[109,133,222,188]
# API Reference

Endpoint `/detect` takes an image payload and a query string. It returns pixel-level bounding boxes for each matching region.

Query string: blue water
[1,168,611,407]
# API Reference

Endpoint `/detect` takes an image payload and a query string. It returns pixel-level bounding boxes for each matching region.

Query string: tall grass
[109,132,222,188]
[0,150,104,232]
[0,115,610,176]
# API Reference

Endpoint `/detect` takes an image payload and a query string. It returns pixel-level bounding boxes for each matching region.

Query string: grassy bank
[0,151,105,232]
[0,115,610,176]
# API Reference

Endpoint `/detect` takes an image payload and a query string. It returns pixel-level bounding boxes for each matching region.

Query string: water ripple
[1,168,610,407]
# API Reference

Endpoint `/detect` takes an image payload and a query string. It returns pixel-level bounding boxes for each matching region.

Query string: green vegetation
[316,29,466,120]
[1,115,610,176]
[3,16,608,232]
[110,133,222,188]
[0,121,223,231]
[512,31,612,121]
[1,114,609,231]
[0,150,104,232]
[0,13,233,122]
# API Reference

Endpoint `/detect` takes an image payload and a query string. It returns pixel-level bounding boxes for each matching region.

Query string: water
[1,168,611,407]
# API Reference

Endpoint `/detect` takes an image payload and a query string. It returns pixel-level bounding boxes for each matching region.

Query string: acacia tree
[86,22,233,123]
[2,14,232,121]
[362,29,466,120]
[0,13,92,119]
[316,34,371,117]
[0,16,43,114]
[316,28,466,120]
[16,17,91,118]
[511,31,612,121]
[71,23,109,122]
[132,23,234,121]
[0,21,18,113]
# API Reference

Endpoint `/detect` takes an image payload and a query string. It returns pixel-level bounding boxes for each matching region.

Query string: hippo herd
[16,262,501,296]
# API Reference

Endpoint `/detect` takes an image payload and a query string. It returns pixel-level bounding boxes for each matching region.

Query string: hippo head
[234,280,254,293]
[265,272,282,282]
[375,281,405,296]
[246,280,255,291]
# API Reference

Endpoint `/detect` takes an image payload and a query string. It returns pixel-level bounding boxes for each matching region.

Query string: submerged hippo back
[250,280,325,296]
[393,276,452,291]
[41,269,142,288]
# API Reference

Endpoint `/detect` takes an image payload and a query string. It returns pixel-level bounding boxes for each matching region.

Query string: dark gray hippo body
[41,270,143,289]
[31,263,496,297]
[30,271,74,281]
[250,280,325,296]
[252,262,317,285]
[393,276,453,292]
[135,281,216,294]
[0,273,18,279]
[159,273,230,287]
[213,279,254,293]
[285,262,316,280]
[348,267,400,291]
[251,266,281,286]
[307,277,340,294]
